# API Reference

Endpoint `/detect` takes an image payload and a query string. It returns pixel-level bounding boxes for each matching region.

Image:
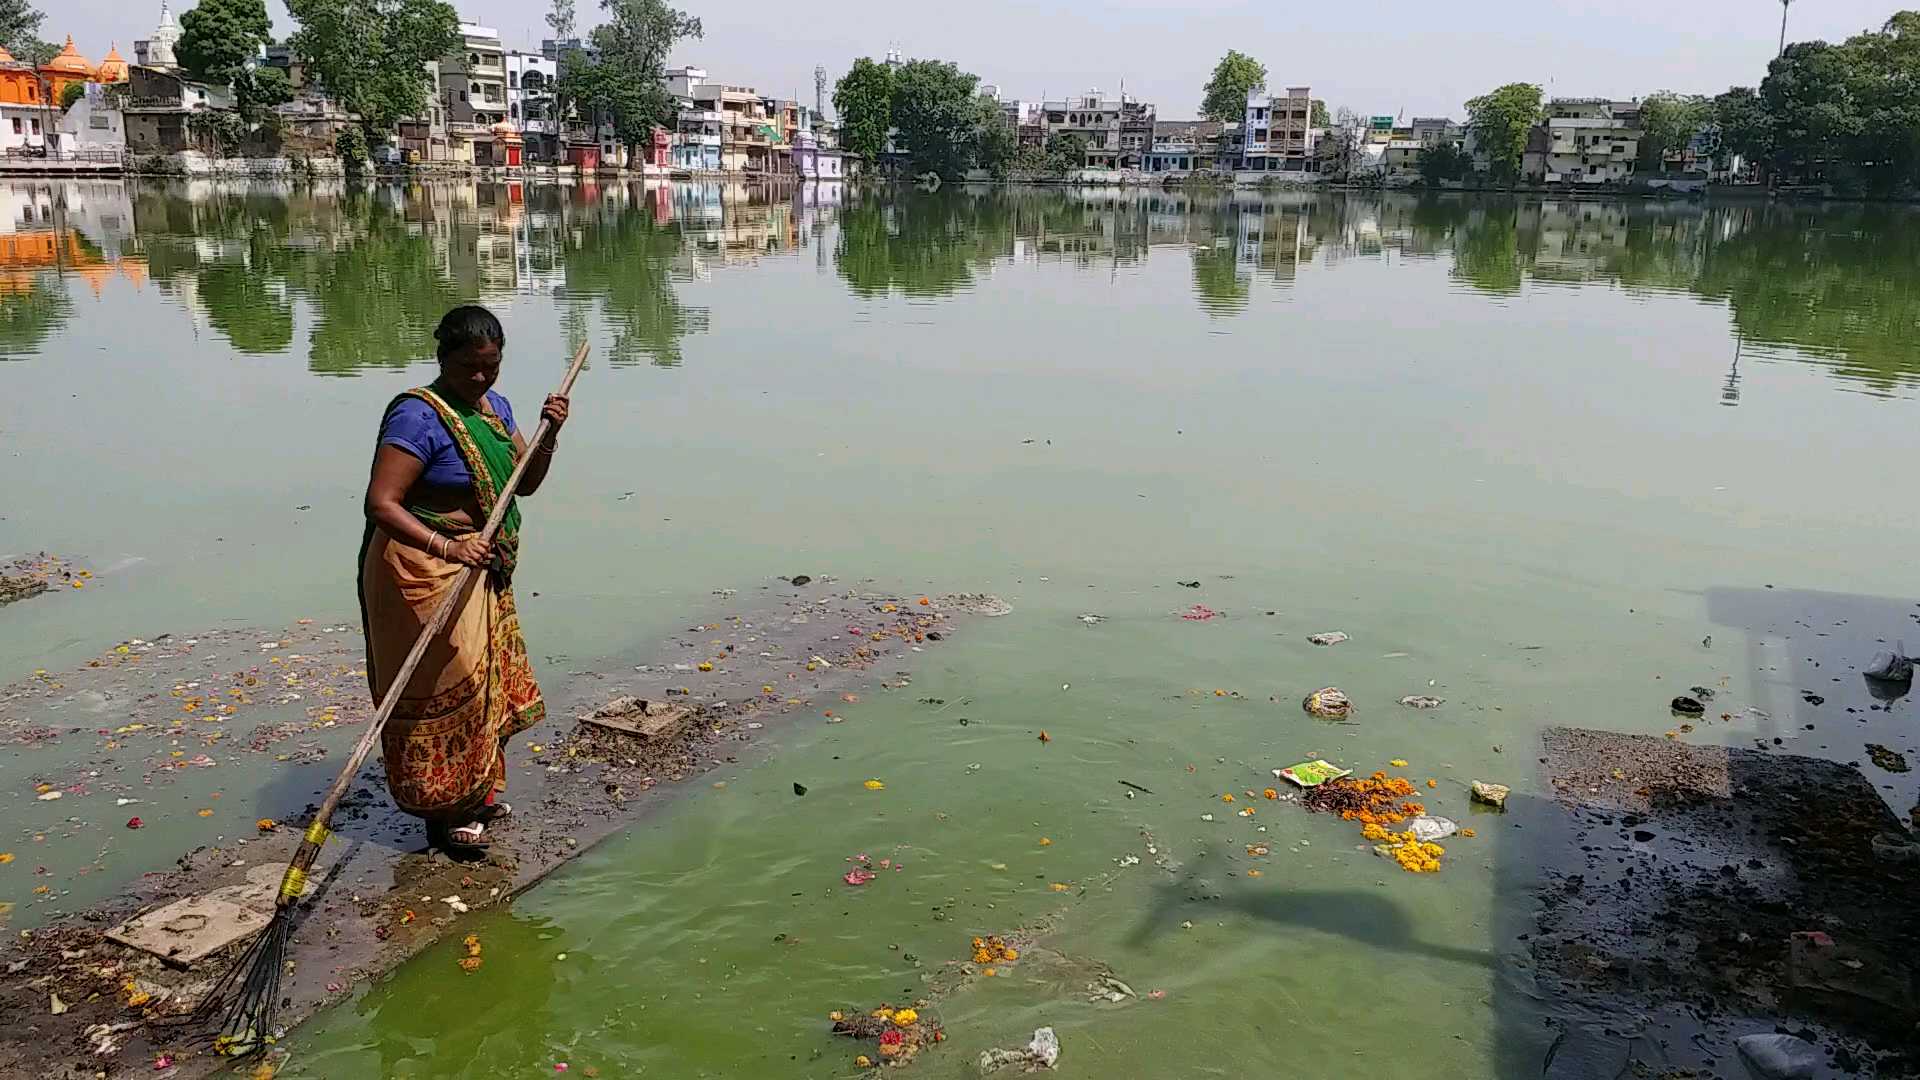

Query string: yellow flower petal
[863,779,886,790]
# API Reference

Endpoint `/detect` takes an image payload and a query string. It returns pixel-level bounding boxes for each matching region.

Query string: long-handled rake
[180,340,591,1058]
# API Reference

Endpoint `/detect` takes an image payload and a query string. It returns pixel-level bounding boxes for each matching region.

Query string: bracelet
[431,534,447,558]
[537,439,559,456]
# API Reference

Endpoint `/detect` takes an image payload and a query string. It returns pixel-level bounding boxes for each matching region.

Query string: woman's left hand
[540,394,570,431]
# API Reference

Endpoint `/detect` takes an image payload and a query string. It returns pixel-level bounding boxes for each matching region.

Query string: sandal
[427,819,491,859]
[476,801,512,823]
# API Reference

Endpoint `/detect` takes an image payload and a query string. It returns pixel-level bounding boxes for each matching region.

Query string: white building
[506,51,558,161]
[133,0,181,69]
[57,84,125,158]
[1542,99,1640,184]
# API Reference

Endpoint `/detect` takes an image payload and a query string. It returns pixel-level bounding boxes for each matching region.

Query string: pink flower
[843,869,877,886]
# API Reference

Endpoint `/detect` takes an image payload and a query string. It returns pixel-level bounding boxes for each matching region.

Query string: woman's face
[439,341,501,405]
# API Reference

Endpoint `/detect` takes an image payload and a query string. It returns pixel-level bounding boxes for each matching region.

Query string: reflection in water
[1,181,1916,395]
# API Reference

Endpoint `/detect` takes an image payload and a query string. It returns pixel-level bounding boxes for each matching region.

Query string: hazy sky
[66,0,1906,120]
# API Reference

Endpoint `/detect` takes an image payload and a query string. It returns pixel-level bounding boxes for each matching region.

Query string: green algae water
[2,180,1918,1078]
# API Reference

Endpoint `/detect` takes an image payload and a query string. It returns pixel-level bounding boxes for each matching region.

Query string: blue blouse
[379,391,518,489]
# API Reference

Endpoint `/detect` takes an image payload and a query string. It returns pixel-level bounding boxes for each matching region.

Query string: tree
[1417,141,1471,185]
[1317,107,1366,179]
[1201,50,1266,123]
[178,0,272,84]
[833,57,895,165]
[1712,86,1772,174]
[546,0,576,41]
[559,0,702,158]
[889,58,981,179]
[1045,132,1087,175]
[0,0,46,65]
[57,79,82,111]
[1310,99,1329,128]
[1466,82,1542,184]
[973,97,1017,178]
[287,0,461,136]
[1637,91,1711,172]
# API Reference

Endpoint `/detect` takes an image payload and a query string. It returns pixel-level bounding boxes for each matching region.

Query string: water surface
[1,180,1916,1078]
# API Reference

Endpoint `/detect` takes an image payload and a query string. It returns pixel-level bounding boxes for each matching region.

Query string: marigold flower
[892,1009,918,1026]
[1263,788,1279,800]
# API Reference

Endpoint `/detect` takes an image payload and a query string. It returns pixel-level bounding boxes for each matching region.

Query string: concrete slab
[580,698,690,739]
[106,861,315,968]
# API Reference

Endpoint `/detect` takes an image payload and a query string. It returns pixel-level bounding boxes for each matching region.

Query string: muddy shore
[0,580,998,1078]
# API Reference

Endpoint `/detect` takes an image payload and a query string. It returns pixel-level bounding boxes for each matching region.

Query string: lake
[1,179,1916,1078]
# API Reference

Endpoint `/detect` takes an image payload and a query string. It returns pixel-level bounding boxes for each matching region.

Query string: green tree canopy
[0,0,49,67]
[1418,141,1471,185]
[1637,91,1711,171]
[973,97,1017,179]
[1758,13,1920,190]
[286,0,460,134]
[178,0,272,82]
[1712,86,1772,170]
[889,59,982,179]
[833,57,895,165]
[560,0,702,153]
[546,0,576,40]
[1466,82,1542,184]
[1201,50,1266,123]
[57,79,83,110]
[1310,99,1329,128]
[1045,132,1086,175]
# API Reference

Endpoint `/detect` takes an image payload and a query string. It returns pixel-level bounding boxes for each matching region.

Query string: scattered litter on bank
[1301,687,1351,720]
[978,1027,1059,1074]
[1276,760,1350,788]
[830,1005,946,1068]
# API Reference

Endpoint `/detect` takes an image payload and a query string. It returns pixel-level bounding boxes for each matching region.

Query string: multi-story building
[689,80,774,172]
[1541,98,1639,184]
[1409,117,1462,147]
[506,51,558,162]
[441,23,507,164]
[1146,120,1224,174]
[1241,86,1313,172]
[1040,89,1155,170]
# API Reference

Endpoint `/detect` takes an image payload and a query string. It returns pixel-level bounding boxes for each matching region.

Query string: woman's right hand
[445,535,493,567]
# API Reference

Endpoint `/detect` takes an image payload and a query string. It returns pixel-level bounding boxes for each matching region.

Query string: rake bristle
[180,909,292,1058]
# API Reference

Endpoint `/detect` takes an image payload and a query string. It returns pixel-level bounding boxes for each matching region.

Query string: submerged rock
[1399,695,1443,710]
[1670,696,1706,716]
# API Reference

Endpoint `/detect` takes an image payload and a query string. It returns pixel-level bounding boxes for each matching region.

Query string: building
[506,52,558,162]
[0,39,130,158]
[1542,98,1639,184]
[790,128,844,180]
[1146,120,1223,174]
[133,1,181,70]
[674,108,723,170]
[1041,89,1156,170]
[1382,139,1425,181]
[58,83,126,158]
[441,24,507,164]
[1409,117,1461,147]
[688,80,774,172]
[1241,87,1313,172]
[121,64,234,154]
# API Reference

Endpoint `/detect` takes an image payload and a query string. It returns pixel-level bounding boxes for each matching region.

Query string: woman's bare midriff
[407,483,483,532]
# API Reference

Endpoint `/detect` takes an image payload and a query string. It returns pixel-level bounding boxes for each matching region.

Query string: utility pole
[1777,0,1792,57]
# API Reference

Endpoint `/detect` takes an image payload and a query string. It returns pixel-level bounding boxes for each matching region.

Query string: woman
[359,305,568,856]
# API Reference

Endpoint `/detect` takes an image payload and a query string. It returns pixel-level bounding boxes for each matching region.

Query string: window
[470,82,481,95]
[25,83,34,101]
[469,53,479,66]
[509,72,518,89]
[30,119,40,134]
[9,118,18,134]
[460,90,468,102]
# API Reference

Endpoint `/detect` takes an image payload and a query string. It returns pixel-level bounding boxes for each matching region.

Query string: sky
[62,0,1907,120]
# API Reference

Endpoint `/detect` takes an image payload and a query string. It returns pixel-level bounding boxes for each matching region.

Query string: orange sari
[358,387,544,822]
